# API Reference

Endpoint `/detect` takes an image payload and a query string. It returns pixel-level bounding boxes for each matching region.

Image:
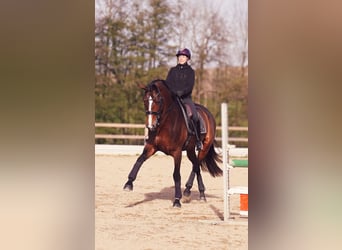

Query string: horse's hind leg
[183,149,206,202]
[182,170,195,202]
[123,146,155,191]
[196,169,206,201]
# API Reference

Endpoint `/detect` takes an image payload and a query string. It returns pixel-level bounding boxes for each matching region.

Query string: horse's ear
[138,83,146,90]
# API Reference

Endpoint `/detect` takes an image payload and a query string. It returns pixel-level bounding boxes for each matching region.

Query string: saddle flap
[177,98,206,134]
[185,104,192,117]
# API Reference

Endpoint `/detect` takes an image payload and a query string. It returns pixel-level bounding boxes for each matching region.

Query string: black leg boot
[193,119,203,151]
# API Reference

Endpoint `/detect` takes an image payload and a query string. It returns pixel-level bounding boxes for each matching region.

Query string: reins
[144,80,179,128]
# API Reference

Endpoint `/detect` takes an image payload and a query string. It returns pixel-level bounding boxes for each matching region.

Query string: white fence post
[221,103,229,221]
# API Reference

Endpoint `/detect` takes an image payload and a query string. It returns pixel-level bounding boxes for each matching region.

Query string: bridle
[144,83,163,130]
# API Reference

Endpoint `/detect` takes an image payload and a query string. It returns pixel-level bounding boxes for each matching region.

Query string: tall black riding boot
[193,119,203,151]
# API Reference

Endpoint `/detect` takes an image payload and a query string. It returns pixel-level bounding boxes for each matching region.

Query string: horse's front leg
[123,145,155,191]
[172,152,182,208]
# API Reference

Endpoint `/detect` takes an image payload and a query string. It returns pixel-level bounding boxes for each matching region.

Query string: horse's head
[142,80,164,131]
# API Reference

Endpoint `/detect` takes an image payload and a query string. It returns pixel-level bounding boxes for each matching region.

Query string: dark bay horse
[123,79,222,207]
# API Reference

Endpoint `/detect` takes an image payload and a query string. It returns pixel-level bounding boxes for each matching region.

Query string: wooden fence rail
[95,123,248,143]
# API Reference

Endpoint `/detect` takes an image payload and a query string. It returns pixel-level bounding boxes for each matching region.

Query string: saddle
[175,97,206,135]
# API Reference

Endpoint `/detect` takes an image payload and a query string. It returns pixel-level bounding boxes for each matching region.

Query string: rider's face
[177,55,188,64]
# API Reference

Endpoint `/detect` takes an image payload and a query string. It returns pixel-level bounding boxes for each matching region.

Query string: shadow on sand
[125,186,220,208]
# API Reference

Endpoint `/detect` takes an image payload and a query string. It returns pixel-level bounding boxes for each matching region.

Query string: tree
[227,0,248,76]
[95,0,175,125]
[95,0,248,145]
[171,0,231,105]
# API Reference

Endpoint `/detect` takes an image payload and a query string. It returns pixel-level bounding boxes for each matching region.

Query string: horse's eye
[154,94,161,102]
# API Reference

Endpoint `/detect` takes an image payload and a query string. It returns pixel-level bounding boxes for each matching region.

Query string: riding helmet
[176,48,191,59]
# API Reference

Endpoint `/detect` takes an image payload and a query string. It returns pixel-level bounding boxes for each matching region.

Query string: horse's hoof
[199,196,207,202]
[182,195,191,203]
[199,192,207,202]
[183,188,191,197]
[182,189,191,203]
[173,199,181,208]
[123,182,133,191]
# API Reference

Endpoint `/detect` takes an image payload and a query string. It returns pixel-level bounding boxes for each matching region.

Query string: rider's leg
[184,98,203,151]
[193,117,203,150]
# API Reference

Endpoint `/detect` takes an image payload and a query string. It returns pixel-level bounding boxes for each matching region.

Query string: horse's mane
[148,79,170,91]
[149,79,165,86]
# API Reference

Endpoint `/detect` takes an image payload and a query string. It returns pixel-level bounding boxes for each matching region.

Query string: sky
[96,0,247,22]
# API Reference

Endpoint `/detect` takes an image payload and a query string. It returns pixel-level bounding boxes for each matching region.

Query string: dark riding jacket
[165,63,195,98]
[165,62,199,122]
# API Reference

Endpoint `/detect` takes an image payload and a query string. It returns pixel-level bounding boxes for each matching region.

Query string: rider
[165,48,203,151]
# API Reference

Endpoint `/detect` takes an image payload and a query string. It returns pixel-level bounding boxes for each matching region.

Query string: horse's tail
[200,141,223,177]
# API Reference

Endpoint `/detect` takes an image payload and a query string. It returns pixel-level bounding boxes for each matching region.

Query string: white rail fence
[95,123,248,143]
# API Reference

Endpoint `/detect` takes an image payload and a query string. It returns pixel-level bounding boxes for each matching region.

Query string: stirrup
[196,141,203,151]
